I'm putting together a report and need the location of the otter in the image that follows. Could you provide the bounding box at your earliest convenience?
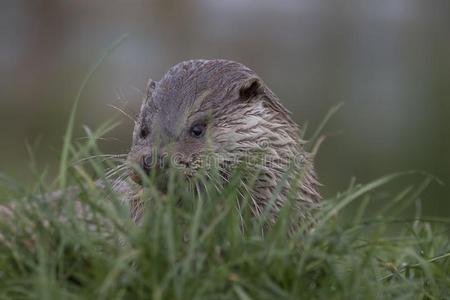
[126,59,320,225]
[0,59,320,242]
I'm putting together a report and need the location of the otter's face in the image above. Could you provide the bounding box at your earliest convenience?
[127,60,295,185]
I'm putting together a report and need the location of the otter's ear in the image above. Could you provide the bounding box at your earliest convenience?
[145,78,158,110]
[239,77,264,101]
[146,78,156,96]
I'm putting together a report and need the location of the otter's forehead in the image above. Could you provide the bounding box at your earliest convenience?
[156,60,255,114]
[147,59,257,135]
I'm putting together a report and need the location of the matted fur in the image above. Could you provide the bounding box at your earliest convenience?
[128,59,321,224]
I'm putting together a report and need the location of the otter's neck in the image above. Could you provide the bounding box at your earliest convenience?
[213,100,321,221]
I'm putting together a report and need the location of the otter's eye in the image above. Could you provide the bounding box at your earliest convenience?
[190,123,206,138]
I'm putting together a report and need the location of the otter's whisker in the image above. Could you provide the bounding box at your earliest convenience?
[73,154,128,165]
[105,164,129,180]
[76,136,122,142]
[130,85,146,97]
[104,163,126,176]
[216,167,262,217]
[112,173,129,191]
[241,181,262,216]
[204,173,222,192]
[108,104,137,124]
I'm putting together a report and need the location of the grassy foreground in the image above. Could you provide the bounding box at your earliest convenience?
[1,41,449,299]
[0,124,449,300]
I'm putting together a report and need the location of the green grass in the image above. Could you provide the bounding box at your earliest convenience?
[0,39,449,299]
[0,120,449,300]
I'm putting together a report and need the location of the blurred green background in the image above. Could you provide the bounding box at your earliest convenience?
[0,0,448,216]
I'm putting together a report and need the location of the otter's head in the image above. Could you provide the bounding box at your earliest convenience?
[128,59,301,186]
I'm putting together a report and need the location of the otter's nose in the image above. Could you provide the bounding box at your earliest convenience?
[141,154,152,175]
[141,153,167,175]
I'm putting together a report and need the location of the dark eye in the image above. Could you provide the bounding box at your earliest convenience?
[140,127,149,139]
[190,123,206,138]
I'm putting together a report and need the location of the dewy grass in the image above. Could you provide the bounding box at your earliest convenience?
[1,40,449,299]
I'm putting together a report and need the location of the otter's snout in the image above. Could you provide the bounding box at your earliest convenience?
[141,153,168,175]
[128,151,170,185]
[141,154,152,175]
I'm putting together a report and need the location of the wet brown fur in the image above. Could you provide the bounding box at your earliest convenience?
[127,59,321,224]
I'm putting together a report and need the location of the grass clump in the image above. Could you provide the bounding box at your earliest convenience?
[0,127,449,299]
